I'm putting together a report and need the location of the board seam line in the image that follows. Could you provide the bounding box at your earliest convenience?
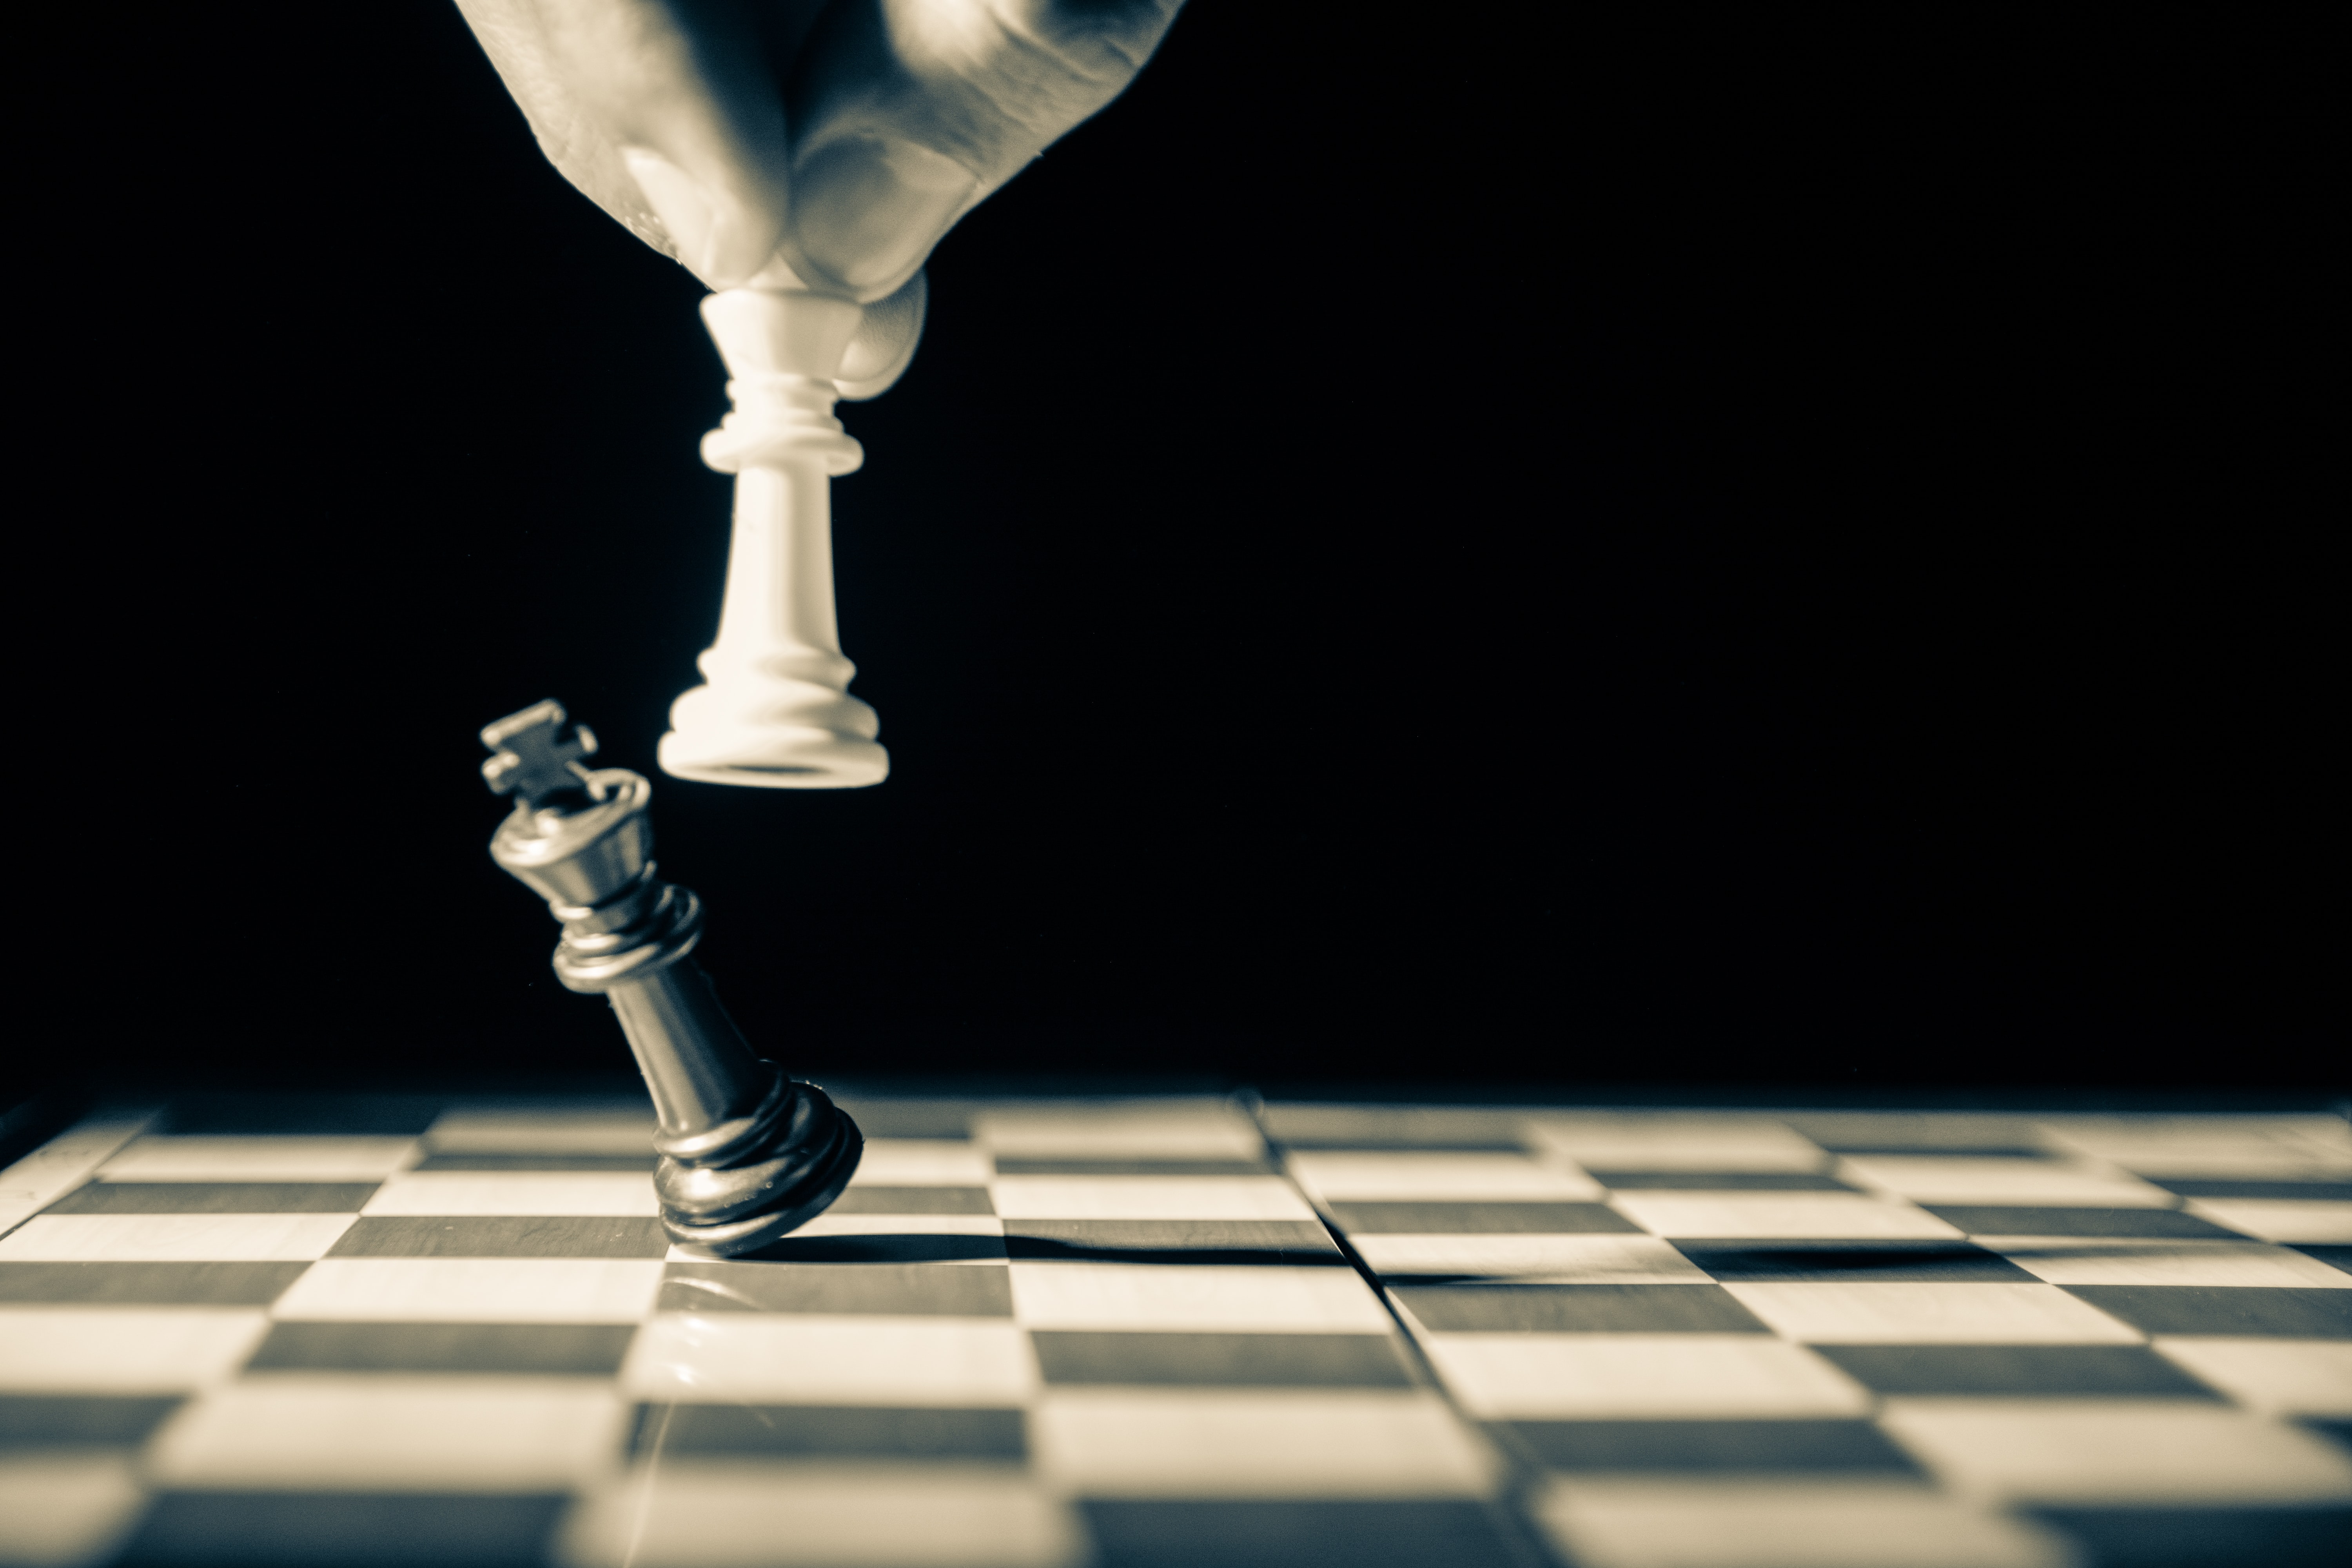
[1233,1090,1564,1568]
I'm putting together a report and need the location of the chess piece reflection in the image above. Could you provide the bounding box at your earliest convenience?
[659,289,889,788]
[481,700,863,1255]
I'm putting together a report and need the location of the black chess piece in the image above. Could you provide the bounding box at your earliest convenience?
[479,700,862,1256]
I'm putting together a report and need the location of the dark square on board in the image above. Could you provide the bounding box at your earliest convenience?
[1392,1283,1771,1334]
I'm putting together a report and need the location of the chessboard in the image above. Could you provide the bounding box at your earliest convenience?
[2,1092,2348,1568]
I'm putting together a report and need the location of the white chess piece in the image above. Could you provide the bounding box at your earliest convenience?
[659,289,889,788]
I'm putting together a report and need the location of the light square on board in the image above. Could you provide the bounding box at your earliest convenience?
[145,1375,626,1492]
[1835,1157,2173,1207]
[1259,1103,1532,1150]
[96,1137,419,1182]
[1420,1333,1871,1420]
[1877,1399,2352,1504]
[2185,1199,2352,1244]
[272,1258,664,1323]
[851,1140,996,1187]
[2078,1151,2352,1180]
[1007,1262,1392,1333]
[994,1157,1276,1178]
[0,1454,147,1568]
[623,1314,1036,1406]
[423,1105,654,1156]
[2041,1114,2352,1154]
[987,1176,1316,1222]
[416,1152,657,1173]
[560,1460,1086,1568]
[361,1171,660,1217]
[1609,1193,1962,1241]
[1785,1114,2056,1155]
[1721,1283,2142,1345]
[778,1211,1006,1238]
[1287,1152,1604,1202]
[141,1093,436,1133]
[1029,1388,1495,1498]
[1530,1478,2076,1568]
[973,1100,1265,1162]
[830,1185,996,1216]
[143,1095,439,1136]
[0,1116,154,1235]
[1923,1205,2242,1240]
[825,1096,986,1140]
[1522,1116,1829,1173]
[0,1307,269,1393]
[2152,1338,2352,1416]
[1351,1234,1713,1283]
[0,1213,357,1263]
[1984,1238,2352,1288]
[1327,1201,1641,1234]
[733,1241,1015,1268]
[2036,1116,2352,1178]
[1586,1172,1857,1193]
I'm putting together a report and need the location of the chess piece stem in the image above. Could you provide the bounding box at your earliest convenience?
[659,289,889,788]
[483,706,863,1255]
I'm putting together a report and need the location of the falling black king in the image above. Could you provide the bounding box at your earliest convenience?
[480,699,864,1255]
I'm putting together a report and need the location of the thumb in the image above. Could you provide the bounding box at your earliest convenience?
[837,270,929,400]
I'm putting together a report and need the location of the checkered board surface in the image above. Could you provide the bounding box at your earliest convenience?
[2,1096,2348,1568]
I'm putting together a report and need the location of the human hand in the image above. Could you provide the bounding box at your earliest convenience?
[456,0,1183,392]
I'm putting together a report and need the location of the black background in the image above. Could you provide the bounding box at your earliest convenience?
[33,7,2337,1099]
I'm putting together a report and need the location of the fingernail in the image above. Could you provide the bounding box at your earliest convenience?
[791,136,977,296]
[622,148,775,289]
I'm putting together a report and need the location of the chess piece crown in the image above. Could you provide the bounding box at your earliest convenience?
[483,699,863,1255]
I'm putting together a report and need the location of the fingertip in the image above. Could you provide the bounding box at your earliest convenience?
[622,148,787,289]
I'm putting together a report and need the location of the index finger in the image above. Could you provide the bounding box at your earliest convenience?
[459,0,795,288]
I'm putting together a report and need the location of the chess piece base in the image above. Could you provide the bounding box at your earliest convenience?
[657,722,888,790]
[655,1073,866,1258]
